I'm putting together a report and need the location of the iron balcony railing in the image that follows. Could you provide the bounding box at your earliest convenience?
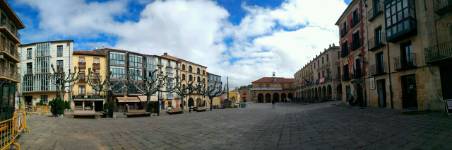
[368,34,386,51]
[368,2,383,21]
[394,53,417,71]
[425,41,452,63]
[434,0,452,15]
[369,64,386,76]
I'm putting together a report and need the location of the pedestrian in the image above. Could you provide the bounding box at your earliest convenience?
[272,99,275,109]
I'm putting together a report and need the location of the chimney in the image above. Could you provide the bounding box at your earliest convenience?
[164,52,168,56]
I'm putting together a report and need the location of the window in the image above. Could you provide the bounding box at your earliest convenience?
[384,0,416,40]
[376,52,384,73]
[352,9,360,27]
[189,66,193,73]
[341,42,349,57]
[197,68,200,74]
[375,27,383,45]
[189,75,193,81]
[401,41,414,67]
[355,59,362,78]
[109,52,125,66]
[26,63,32,74]
[56,60,64,72]
[352,31,361,50]
[343,65,349,80]
[94,57,100,63]
[79,85,86,95]
[79,56,85,63]
[110,67,125,79]
[182,74,186,80]
[27,48,32,59]
[182,64,186,71]
[197,76,201,82]
[40,95,48,104]
[57,45,63,57]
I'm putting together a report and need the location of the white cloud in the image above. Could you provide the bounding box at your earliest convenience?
[17,0,348,88]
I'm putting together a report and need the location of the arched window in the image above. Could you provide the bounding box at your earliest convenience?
[197,76,201,82]
[189,75,193,81]
[197,68,200,74]
[182,74,186,80]
[189,66,193,73]
[203,70,205,75]
[182,64,186,71]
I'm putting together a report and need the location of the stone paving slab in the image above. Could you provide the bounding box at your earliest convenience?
[17,102,452,150]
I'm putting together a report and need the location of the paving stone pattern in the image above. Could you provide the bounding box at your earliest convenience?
[18,102,452,150]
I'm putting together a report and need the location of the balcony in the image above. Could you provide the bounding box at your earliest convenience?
[434,0,452,15]
[351,40,362,51]
[0,46,19,63]
[342,74,351,81]
[352,69,363,79]
[369,64,386,76]
[386,18,417,42]
[425,41,452,64]
[394,53,417,71]
[0,67,19,82]
[368,35,386,51]
[368,2,383,21]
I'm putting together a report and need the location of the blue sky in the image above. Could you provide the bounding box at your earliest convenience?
[9,0,350,87]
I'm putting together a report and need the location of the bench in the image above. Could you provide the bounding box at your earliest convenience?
[73,111,102,118]
[167,108,183,114]
[125,110,151,117]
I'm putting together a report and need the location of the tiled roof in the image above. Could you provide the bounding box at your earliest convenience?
[252,77,295,84]
[73,49,106,56]
[161,53,207,68]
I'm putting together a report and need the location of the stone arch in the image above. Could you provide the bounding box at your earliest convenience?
[288,93,293,101]
[188,98,194,107]
[328,85,332,100]
[281,93,287,102]
[337,85,342,101]
[273,93,280,103]
[196,98,204,107]
[265,93,271,103]
[258,93,264,103]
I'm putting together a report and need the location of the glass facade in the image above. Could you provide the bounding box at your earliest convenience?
[109,52,125,66]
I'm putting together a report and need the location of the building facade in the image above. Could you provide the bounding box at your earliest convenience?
[71,50,107,112]
[19,40,73,107]
[251,76,294,103]
[294,44,341,103]
[146,53,179,110]
[162,53,209,110]
[0,0,24,121]
[336,0,368,107]
[333,0,451,111]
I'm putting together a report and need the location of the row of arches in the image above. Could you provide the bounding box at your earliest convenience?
[295,85,341,102]
[257,93,293,103]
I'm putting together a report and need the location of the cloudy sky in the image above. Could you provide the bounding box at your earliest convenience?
[10,0,351,88]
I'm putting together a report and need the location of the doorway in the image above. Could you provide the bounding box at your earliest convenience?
[440,63,452,100]
[401,75,417,109]
[377,79,386,108]
[95,101,103,112]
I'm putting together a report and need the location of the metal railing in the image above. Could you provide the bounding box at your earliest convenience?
[368,2,383,21]
[0,111,27,150]
[394,53,417,70]
[425,41,452,64]
[434,0,452,15]
[368,34,386,51]
[369,64,386,76]
[0,66,19,81]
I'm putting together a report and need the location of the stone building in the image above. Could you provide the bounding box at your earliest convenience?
[0,0,24,121]
[19,40,73,107]
[338,0,451,111]
[336,0,368,107]
[251,75,294,103]
[71,50,107,112]
[294,44,341,103]
[238,85,252,102]
[161,53,209,110]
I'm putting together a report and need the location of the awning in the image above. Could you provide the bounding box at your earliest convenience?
[117,97,140,103]
[138,96,158,102]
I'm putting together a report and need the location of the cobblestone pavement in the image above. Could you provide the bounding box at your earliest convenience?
[18,102,452,150]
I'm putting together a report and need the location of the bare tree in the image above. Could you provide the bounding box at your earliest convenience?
[87,68,110,97]
[169,75,199,112]
[197,80,224,111]
[51,65,79,100]
[130,65,168,115]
